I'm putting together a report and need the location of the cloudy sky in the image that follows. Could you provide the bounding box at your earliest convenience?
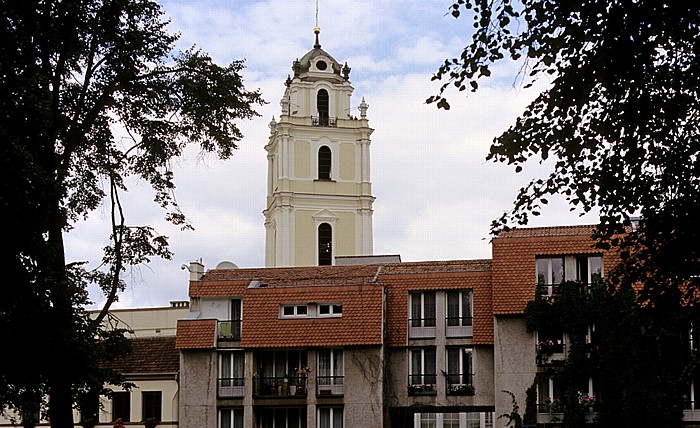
[67,0,599,309]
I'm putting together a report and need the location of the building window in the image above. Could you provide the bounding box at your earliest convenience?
[536,326,565,365]
[317,89,329,126]
[409,292,436,338]
[318,349,344,395]
[142,391,161,422]
[112,391,130,422]
[409,348,437,395]
[446,290,472,337]
[318,303,342,317]
[219,298,242,339]
[257,407,307,428]
[446,348,474,395]
[576,255,603,285]
[220,408,244,428]
[418,413,436,428]
[281,304,308,318]
[318,407,343,428]
[79,390,99,425]
[219,351,245,397]
[414,413,494,428]
[255,350,309,397]
[318,223,332,265]
[537,257,564,297]
[538,376,563,414]
[318,146,332,180]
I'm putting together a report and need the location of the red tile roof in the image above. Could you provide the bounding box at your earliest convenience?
[241,284,384,348]
[176,319,216,349]
[102,336,179,374]
[492,227,620,314]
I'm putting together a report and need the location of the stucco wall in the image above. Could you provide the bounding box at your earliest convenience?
[344,347,384,428]
[179,350,218,428]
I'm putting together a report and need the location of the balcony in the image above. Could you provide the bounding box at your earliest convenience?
[218,320,241,341]
[445,316,473,338]
[408,375,437,396]
[317,375,344,396]
[218,378,245,398]
[445,374,475,396]
[408,318,437,339]
[312,115,337,127]
[253,376,308,398]
[536,341,566,365]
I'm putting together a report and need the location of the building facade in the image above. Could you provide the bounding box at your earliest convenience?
[263,27,374,268]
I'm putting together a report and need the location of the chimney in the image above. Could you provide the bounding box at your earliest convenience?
[188,260,204,281]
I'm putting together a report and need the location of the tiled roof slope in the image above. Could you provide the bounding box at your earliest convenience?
[380,269,493,347]
[102,336,178,374]
[492,227,620,314]
[241,284,383,348]
[176,319,216,349]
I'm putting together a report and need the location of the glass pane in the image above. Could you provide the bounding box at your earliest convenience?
[297,305,308,315]
[551,258,564,284]
[424,349,436,383]
[447,349,459,382]
[221,353,232,379]
[463,291,472,323]
[411,294,421,326]
[233,352,244,383]
[536,258,549,285]
[420,413,436,428]
[233,410,243,428]
[590,256,603,283]
[444,413,460,428]
[333,350,344,378]
[319,408,330,428]
[466,412,480,428]
[462,350,472,384]
[220,409,231,428]
[424,292,436,327]
[411,350,421,383]
[332,408,343,428]
[447,292,459,326]
[231,299,241,321]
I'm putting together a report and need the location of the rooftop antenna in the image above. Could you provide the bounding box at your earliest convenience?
[313,0,321,48]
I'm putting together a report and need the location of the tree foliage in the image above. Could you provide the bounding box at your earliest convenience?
[0,0,262,426]
[431,0,699,297]
[432,1,700,424]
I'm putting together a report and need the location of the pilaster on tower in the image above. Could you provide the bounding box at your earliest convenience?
[263,27,375,267]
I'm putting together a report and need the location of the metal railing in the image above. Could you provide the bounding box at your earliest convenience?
[316,375,344,396]
[408,318,437,338]
[445,373,475,395]
[253,376,308,397]
[218,377,245,398]
[408,374,437,395]
[218,320,241,340]
[446,316,473,337]
[312,115,337,127]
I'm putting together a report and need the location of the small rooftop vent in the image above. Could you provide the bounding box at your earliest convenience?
[216,261,239,270]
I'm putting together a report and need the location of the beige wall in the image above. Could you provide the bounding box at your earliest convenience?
[294,140,310,178]
[339,143,355,181]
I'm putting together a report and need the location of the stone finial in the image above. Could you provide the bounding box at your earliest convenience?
[269,116,277,133]
[342,62,351,80]
[359,97,369,119]
[281,96,290,115]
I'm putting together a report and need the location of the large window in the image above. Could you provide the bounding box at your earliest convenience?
[318,407,343,428]
[446,290,472,337]
[537,257,564,285]
[258,407,307,428]
[142,391,161,422]
[538,376,563,413]
[220,408,244,428]
[219,351,245,397]
[112,391,130,422]
[318,349,344,395]
[318,223,333,265]
[446,348,473,395]
[415,413,494,428]
[576,255,603,284]
[318,146,332,179]
[409,348,436,394]
[410,292,436,327]
[219,298,242,339]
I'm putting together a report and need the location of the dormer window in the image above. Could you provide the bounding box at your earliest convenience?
[319,303,342,317]
[316,60,328,71]
[281,305,308,318]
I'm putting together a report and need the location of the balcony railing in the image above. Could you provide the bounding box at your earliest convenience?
[218,377,245,398]
[316,375,344,396]
[445,373,475,395]
[312,115,337,127]
[218,320,241,340]
[408,374,437,395]
[445,316,473,337]
[253,376,308,398]
[408,318,437,338]
[536,341,566,365]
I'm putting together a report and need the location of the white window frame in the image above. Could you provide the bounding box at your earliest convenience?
[318,303,342,317]
[409,348,437,387]
[409,292,436,338]
[445,348,473,392]
[219,408,243,428]
[219,351,245,397]
[280,304,308,318]
[318,407,343,428]
[446,290,473,337]
[317,348,344,395]
[413,412,494,428]
[576,255,604,284]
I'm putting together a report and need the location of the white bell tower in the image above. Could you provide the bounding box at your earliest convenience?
[264,27,375,267]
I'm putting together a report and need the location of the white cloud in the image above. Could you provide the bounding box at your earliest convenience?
[66,1,597,309]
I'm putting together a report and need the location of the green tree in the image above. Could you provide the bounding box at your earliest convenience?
[431,1,700,425]
[0,0,262,426]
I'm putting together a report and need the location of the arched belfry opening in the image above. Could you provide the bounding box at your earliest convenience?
[318,223,333,265]
[317,89,329,126]
[318,146,331,179]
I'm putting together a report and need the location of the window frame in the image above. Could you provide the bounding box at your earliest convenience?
[445,347,474,393]
[141,391,162,423]
[112,391,130,422]
[280,304,309,318]
[318,406,343,428]
[318,146,332,180]
[318,303,342,317]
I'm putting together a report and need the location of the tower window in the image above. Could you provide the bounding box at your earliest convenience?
[318,146,332,180]
[318,223,332,265]
[317,89,329,126]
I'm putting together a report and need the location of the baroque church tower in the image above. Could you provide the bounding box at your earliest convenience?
[264,27,375,267]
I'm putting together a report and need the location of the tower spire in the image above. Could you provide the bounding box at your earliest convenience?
[314,0,321,48]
